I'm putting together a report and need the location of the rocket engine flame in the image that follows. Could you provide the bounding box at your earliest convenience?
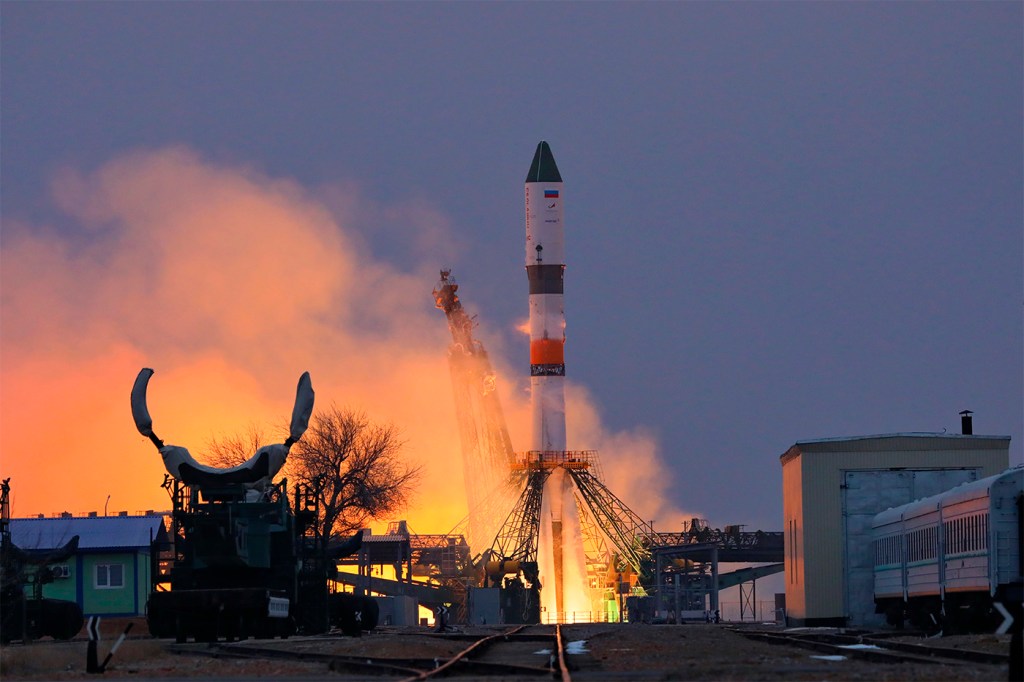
[537,468,591,623]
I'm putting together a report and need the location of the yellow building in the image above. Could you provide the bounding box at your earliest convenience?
[780,431,1009,626]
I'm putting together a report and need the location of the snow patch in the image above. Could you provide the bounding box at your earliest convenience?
[535,640,588,656]
[566,640,589,654]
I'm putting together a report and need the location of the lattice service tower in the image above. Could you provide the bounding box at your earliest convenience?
[432,270,517,553]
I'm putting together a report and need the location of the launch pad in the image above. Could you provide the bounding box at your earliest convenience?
[426,143,783,625]
[434,268,782,624]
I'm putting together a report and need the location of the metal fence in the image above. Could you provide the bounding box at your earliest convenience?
[717,600,780,623]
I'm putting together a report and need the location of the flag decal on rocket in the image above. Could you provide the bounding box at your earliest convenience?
[544,189,559,199]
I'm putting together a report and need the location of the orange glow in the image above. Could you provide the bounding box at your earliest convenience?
[0,147,696,546]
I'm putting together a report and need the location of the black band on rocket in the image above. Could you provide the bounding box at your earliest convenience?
[527,265,565,295]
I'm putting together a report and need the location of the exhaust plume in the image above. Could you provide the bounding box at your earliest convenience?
[0,146,692,535]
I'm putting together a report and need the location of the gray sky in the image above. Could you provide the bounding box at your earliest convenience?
[2,1,1021,534]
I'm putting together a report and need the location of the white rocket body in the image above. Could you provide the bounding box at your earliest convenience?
[525,142,566,453]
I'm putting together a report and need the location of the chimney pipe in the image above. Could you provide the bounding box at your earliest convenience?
[959,410,973,435]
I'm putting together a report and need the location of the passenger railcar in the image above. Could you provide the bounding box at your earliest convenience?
[871,467,1023,631]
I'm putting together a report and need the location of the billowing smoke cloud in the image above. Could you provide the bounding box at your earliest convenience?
[0,147,693,535]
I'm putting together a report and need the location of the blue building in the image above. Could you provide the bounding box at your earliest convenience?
[9,514,168,618]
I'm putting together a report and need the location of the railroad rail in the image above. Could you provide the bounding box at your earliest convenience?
[733,627,1010,667]
[167,624,574,679]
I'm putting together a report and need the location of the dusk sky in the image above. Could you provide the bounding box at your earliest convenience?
[2,2,1021,539]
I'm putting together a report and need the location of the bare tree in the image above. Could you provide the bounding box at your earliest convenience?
[290,405,420,543]
[203,423,270,468]
[202,406,420,544]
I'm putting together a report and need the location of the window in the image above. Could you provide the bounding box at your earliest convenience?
[876,535,901,566]
[95,563,124,589]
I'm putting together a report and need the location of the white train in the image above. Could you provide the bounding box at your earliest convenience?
[872,467,1023,631]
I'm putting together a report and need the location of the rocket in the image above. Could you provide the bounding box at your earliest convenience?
[526,142,591,621]
[525,141,566,453]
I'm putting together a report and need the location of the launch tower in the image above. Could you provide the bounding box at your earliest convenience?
[487,143,662,623]
[434,144,783,624]
[432,270,517,552]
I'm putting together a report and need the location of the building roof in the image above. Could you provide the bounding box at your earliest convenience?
[9,515,168,551]
[780,432,1011,464]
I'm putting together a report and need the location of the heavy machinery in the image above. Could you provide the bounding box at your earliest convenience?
[0,478,84,643]
[132,369,375,641]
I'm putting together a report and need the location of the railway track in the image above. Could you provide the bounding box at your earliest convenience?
[167,624,574,679]
[733,627,1010,667]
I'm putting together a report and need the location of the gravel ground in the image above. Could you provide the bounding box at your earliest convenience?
[0,622,1012,681]
[564,624,1010,681]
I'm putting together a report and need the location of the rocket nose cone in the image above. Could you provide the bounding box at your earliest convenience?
[526,141,562,183]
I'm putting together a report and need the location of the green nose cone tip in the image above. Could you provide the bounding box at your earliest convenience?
[526,141,562,183]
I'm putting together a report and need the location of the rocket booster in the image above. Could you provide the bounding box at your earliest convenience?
[525,142,566,453]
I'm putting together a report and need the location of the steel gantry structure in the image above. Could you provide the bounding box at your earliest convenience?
[432,273,783,624]
[432,270,518,553]
[433,274,653,591]
[486,450,656,584]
